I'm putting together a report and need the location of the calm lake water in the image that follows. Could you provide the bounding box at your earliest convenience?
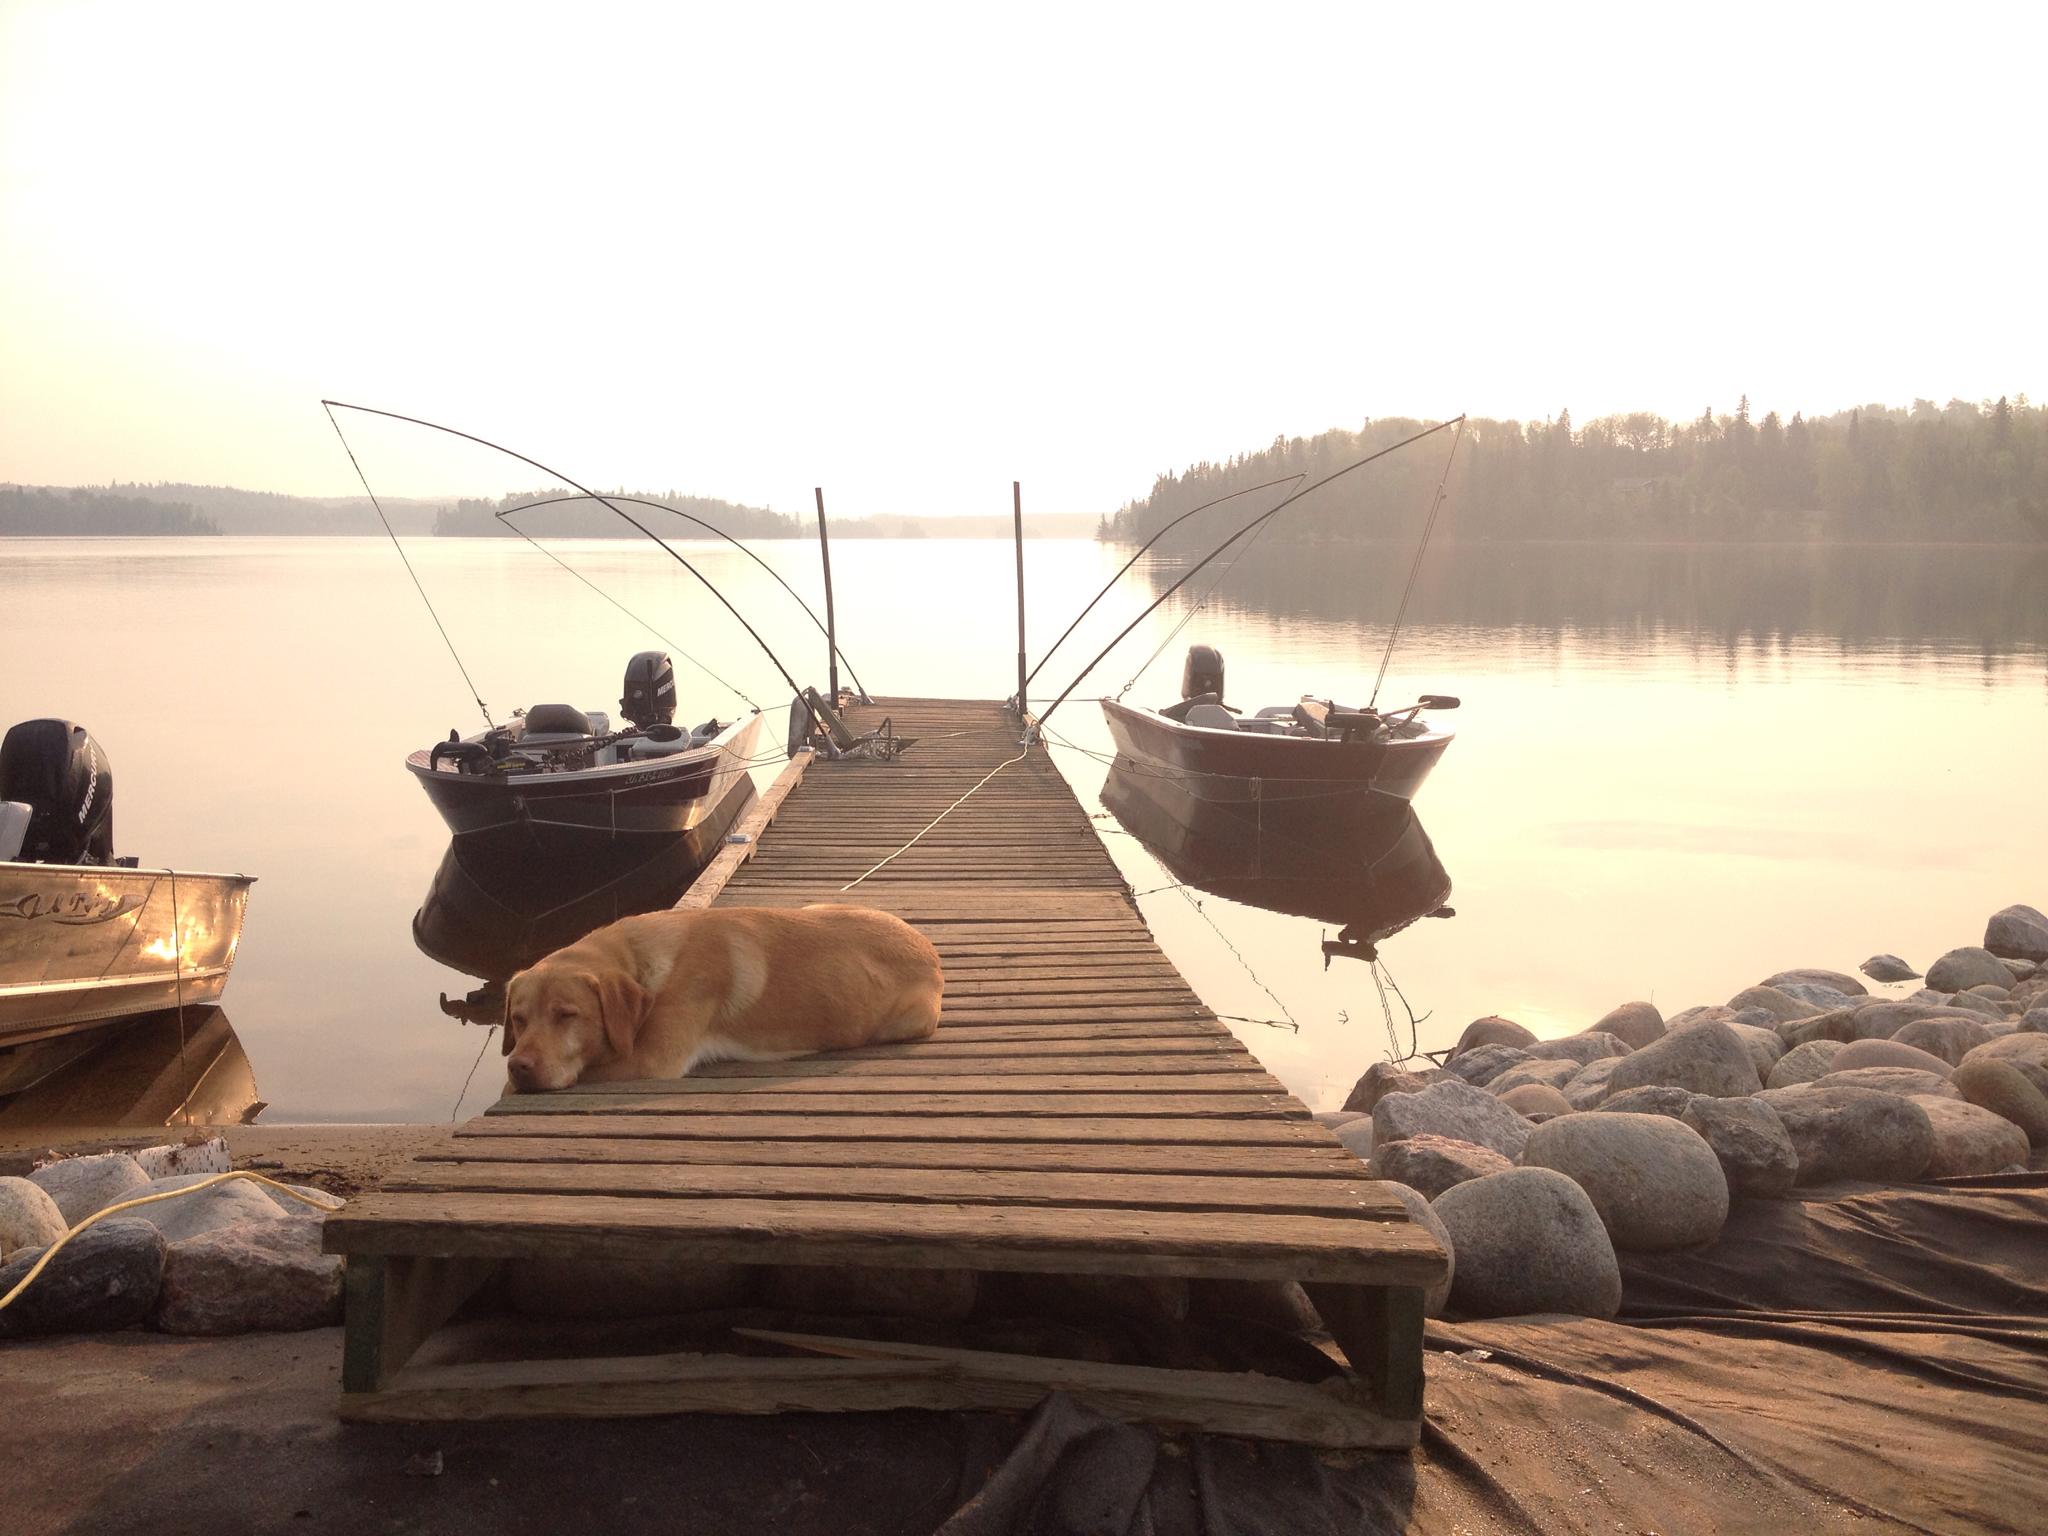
[4,535,2045,1122]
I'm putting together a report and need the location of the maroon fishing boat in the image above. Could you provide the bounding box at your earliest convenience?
[1099,646,1456,809]
[407,651,764,853]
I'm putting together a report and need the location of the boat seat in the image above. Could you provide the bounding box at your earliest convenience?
[1291,703,1329,738]
[1184,703,1237,730]
[523,704,595,737]
[1159,693,1221,724]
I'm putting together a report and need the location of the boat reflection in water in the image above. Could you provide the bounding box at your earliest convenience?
[414,775,758,1023]
[0,1004,262,1130]
[1100,762,1452,963]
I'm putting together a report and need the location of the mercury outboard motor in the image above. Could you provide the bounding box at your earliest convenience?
[0,719,115,865]
[620,651,678,729]
[1181,645,1225,702]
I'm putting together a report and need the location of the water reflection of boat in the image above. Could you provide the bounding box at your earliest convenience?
[0,1004,261,1129]
[414,772,757,1019]
[1,719,254,1091]
[1101,760,1452,961]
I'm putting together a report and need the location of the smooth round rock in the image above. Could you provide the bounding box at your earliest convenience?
[27,1154,151,1228]
[1776,1008,1860,1048]
[0,1218,165,1336]
[1384,1183,1455,1317]
[1951,1059,2048,1148]
[1726,1021,1788,1078]
[1522,1113,1729,1251]
[1522,1033,1631,1066]
[1367,1134,1513,1199]
[0,1177,69,1259]
[1985,904,2048,964]
[1726,985,1820,1022]
[1944,991,2006,1019]
[1603,1019,1762,1099]
[1447,1016,1537,1060]
[1598,1085,1695,1118]
[1959,1034,2048,1094]
[1343,1061,1437,1115]
[1766,1039,1842,1090]
[1763,967,1868,998]
[1832,1038,1955,1078]
[1333,1119,1376,1161]
[1487,1058,1582,1096]
[1775,981,1862,1012]
[1563,1055,1624,1110]
[1371,1079,1532,1161]
[2023,1009,2048,1035]
[124,1174,287,1243]
[1755,1085,1935,1185]
[1432,1169,1622,1320]
[1443,1044,1532,1088]
[153,1218,344,1334]
[1913,1096,2031,1178]
[1927,947,2017,994]
[1889,1016,1995,1066]
[1810,1066,1961,1100]
[1681,1097,1798,1199]
[1590,1001,1665,1050]
[1860,954,1921,983]
[1850,1001,1989,1042]
[1498,1083,1574,1120]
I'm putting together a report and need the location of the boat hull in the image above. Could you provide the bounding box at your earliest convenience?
[1099,697,1452,815]
[0,864,254,1047]
[407,712,766,854]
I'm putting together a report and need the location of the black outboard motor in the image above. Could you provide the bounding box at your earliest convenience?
[1181,645,1225,702]
[620,651,677,729]
[0,719,115,865]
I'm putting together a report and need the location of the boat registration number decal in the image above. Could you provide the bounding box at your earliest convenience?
[0,891,147,925]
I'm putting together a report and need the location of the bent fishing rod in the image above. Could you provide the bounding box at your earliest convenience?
[494,492,868,700]
[1033,415,1466,731]
[1018,471,1307,700]
[320,400,815,715]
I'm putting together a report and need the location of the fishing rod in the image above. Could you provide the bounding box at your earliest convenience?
[493,493,869,701]
[1033,416,1466,731]
[1369,416,1465,709]
[319,401,814,711]
[1019,471,1308,697]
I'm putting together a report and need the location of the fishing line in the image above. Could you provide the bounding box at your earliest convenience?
[320,402,815,711]
[452,1024,499,1122]
[1370,415,1466,709]
[323,402,494,727]
[496,493,869,699]
[1034,417,1464,730]
[1115,503,1284,702]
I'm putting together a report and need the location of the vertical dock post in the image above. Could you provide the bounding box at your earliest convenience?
[815,486,840,704]
[1012,480,1028,728]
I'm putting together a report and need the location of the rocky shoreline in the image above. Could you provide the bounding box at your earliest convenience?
[1317,902,2048,1321]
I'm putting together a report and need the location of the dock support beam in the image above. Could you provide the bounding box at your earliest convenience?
[1012,480,1028,733]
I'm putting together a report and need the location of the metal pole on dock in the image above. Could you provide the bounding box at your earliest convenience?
[815,486,839,704]
[1012,481,1028,729]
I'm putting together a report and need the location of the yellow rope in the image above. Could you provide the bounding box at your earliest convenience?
[0,1169,339,1314]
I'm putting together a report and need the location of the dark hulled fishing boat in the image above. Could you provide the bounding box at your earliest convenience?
[407,651,764,853]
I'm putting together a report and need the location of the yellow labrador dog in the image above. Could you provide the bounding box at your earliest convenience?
[501,904,942,1093]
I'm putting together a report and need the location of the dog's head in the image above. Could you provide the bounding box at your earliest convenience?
[501,959,650,1092]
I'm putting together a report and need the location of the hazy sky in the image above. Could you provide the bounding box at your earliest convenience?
[3,1,2041,517]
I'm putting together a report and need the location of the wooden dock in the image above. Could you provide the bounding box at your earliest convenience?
[324,698,1446,1446]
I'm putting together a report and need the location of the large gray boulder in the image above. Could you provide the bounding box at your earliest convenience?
[1487,1058,1582,1096]
[1384,1183,1455,1317]
[1598,1085,1696,1117]
[1681,1097,1799,1198]
[153,1218,344,1334]
[1927,947,2017,993]
[1342,1060,1439,1115]
[1523,1033,1630,1066]
[1443,1044,1532,1088]
[1951,1058,2048,1148]
[1755,1085,1935,1184]
[0,1177,69,1259]
[1497,1083,1574,1120]
[1371,1079,1532,1161]
[1776,981,1863,1012]
[1522,1113,1729,1250]
[1959,1034,2048,1094]
[1447,1016,1537,1059]
[1563,1055,1625,1110]
[1590,1001,1665,1050]
[1850,1001,1988,1042]
[1832,1038,1955,1078]
[0,1219,165,1337]
[123,1174,287,1244]
[1946,991,2008,1019]
[27,1154,151,1228]
[1726,985,1820,1023]
[1811,1066,1961,1101]
[1431,1169,1622,1319]
[2024,1009,2048,1034]
[1985,904,2048,964]
[1889,1015,1995,1067]
[1603,1020,1762,1099]
[1726,1021,1788,1079]
[1767,1039,1843,1090]
[1913,1097,2031,1177]
[1763,967,1868,998]
[1367,1134,1514,1199]
[1776,1008,1861,1048]
[1860,954,1921,983]
[1332,1118,1376,1161]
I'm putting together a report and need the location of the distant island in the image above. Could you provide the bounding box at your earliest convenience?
[1104,396,2048,546]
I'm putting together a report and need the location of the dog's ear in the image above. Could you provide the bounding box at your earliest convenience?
[589,969,651,1062]
[500,973,525,1056]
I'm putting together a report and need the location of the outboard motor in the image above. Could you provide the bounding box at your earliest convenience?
[620,651,677,729]
[0,719,115,865]
[1181,645,1225,702]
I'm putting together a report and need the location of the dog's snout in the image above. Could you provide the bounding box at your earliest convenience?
[506,1055,540,1091]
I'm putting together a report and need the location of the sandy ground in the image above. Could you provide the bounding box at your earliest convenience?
[0,1123,443,1193]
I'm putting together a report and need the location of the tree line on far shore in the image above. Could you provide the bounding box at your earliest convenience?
[1100,396,2048,547]
[0,484,222,536]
